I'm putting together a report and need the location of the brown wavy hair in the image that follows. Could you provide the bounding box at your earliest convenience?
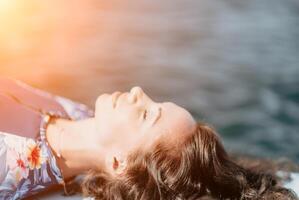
[80,122,298,200]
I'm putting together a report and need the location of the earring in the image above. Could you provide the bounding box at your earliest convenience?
[113,156,119,170]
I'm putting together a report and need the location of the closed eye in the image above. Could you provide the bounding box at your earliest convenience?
[143,110,148,120]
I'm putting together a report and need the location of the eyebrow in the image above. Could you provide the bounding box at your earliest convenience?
[152,107,162,125]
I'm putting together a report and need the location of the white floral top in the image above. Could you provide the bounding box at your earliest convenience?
[0,78,93,200]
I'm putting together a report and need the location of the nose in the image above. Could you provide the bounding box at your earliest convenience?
[129,86,144,103]
[130,86,143,96]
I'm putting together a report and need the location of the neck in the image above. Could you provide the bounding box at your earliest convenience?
[46,117,105,180]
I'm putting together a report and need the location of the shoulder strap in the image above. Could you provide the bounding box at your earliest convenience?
[0,78,68,116]
[0,93,42,139]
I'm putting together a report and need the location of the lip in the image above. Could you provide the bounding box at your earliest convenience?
[112,92,122,108]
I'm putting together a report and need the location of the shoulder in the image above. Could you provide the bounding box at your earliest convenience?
[0,77,68,114]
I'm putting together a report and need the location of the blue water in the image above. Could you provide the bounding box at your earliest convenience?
[0,0,298,162]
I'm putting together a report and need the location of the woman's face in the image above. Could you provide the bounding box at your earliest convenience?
[95,87,196,162]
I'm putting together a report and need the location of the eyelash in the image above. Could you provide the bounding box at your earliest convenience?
[143,110,148,120]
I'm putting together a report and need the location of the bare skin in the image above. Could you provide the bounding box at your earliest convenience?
[46,87,196,180]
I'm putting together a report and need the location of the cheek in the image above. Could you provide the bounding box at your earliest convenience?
[95,106,129,133]
[107,111,138,135]
[95,97,143,142]
[95,95,114,129]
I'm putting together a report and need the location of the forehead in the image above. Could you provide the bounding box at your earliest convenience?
[152,102,196,145]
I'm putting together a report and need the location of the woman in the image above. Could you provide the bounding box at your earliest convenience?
[0,77,297,200]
